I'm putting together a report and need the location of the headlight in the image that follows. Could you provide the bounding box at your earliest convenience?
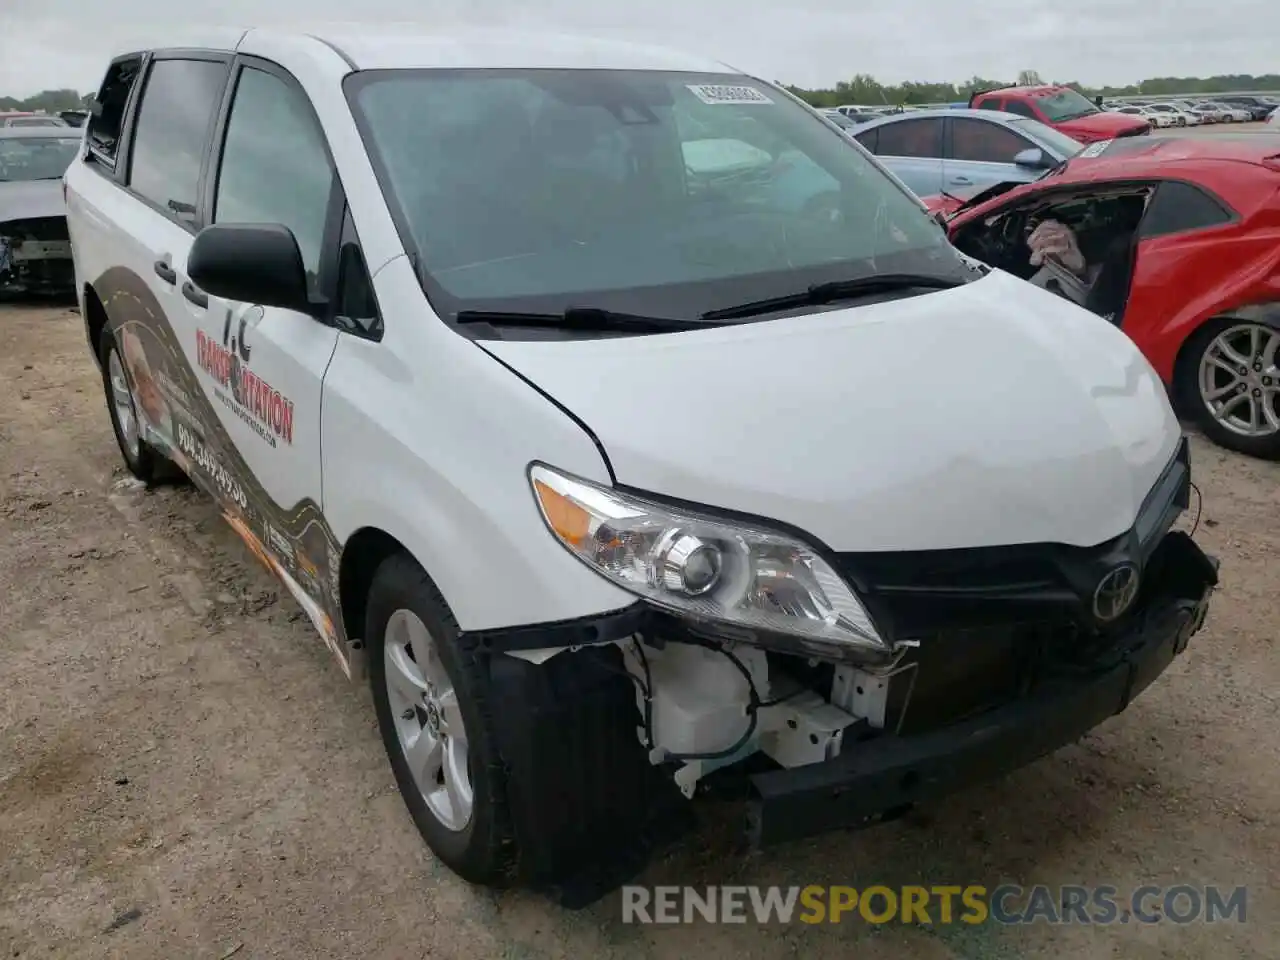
[529,463,888,659]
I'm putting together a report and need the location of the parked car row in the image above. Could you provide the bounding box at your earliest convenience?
[1102,94,1276,124]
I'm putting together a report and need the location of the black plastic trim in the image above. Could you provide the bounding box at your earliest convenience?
[462,603,648,654]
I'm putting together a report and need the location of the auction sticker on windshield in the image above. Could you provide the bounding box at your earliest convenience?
[1078,140,1112,159]
[687,84,773,105]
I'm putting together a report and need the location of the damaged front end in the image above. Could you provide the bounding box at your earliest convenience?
[465,440,1217,906]
[0,217,74,295]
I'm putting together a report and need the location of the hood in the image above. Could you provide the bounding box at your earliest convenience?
[1057,112,1149,141]
[0,180,66,224]
[484,270,1181,553]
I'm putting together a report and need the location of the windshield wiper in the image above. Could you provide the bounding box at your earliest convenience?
[699,274,965,322]
[455,307,714,333]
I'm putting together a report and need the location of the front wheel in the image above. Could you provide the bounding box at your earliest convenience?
[366,553,517,885]
[1180,317,1280,460]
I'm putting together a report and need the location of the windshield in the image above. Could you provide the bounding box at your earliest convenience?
[1006,117,1084,158]
[0,136,81,181]
[1033,88,1100,123]
[346,69,963,320]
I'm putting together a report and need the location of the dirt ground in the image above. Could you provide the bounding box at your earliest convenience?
[1,303,1277,960]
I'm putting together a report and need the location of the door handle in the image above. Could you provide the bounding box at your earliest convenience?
[950,176,972,185]
[153,259,176,284]
[181,280,208,309]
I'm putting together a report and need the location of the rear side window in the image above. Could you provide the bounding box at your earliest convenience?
[1139,181,1235,238]
[1002,100,1037,119]
[127,58,228,227]
[213,66,337,290]
[854,128,878,152]
[86,56,144,166]
[872,118,943,158]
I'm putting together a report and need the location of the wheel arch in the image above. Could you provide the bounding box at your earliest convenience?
[1171,302,1280,407]
[337,525,417,672]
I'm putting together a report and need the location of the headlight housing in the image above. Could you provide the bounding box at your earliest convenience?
[529,463,888,659]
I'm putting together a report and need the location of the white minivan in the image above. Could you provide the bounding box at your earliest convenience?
[64,26,1218,905]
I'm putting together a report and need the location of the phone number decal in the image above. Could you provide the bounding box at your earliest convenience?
[176,421,249,512]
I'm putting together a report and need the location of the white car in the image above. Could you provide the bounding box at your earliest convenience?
[1268,107,1279,126]
[1186,103,1226,123]
[1113,105,1175,128]
[1163,100,1207,124]
[1142,103,1198,126]
[1203,102,1251,122]
[63,26,1218,901]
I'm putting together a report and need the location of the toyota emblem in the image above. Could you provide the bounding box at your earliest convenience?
[1092,563,1140,622]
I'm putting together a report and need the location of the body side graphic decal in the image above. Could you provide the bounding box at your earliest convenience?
[97,265,352,675]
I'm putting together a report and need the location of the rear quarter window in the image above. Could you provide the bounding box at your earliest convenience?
[86,55,145,167]
[1139,181,1235,238]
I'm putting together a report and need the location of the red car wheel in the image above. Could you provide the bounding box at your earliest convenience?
[1182,317,1280,460]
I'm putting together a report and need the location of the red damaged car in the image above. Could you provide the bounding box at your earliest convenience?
[925,135,1280,460]
[969,85,1150,143]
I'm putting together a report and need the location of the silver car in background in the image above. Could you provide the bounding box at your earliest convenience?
[0,126,81,295]
[848,107,1083,198]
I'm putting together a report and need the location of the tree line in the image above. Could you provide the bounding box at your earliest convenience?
[0,88,92,114]
[783,72,1280,107]
[5,71,1280,115]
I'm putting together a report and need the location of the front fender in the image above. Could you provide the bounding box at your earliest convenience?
[320,260,635,633]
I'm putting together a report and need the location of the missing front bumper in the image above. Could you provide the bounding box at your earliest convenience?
[0,221,74,294]
[746,539,1217,849]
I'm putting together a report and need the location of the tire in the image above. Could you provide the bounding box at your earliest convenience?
[98,325,165,484]
[1178,316,1280,460]
[366,552,517,885]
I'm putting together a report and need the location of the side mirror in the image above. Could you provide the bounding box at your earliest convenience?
[932,210,949,229]
[1013,147,1052,170]
[187,223,314,315]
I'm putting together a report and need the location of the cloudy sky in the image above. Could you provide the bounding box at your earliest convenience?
[0,0,1272,97]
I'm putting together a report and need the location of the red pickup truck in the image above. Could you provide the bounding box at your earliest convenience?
[969,84,1150,143]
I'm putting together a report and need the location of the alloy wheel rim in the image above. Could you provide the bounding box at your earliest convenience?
[107,348,141,458]
[1198,322,1280,438]
[383,609,473,832]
